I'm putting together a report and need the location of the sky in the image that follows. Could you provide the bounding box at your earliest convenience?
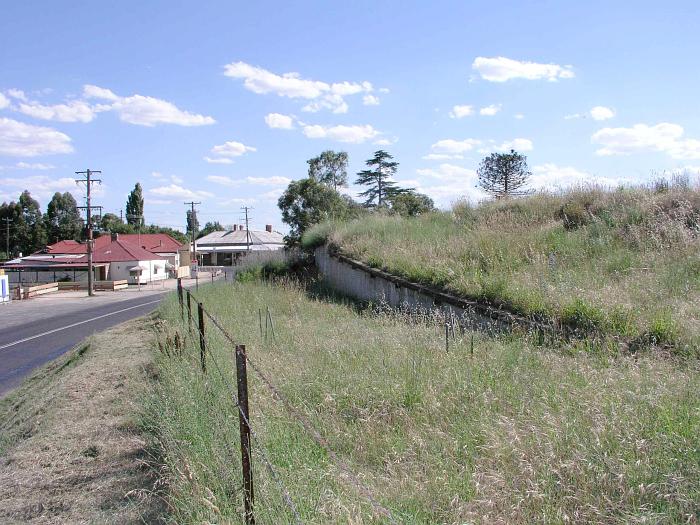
[2,0,700,232]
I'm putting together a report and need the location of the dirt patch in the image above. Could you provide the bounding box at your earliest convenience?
[0,317,165,524]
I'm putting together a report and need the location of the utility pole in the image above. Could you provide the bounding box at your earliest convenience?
[184,201,200,263]
[119,209,123,223]
[1,217,12,258]
[76,169,102,297]
[241,206,253,251]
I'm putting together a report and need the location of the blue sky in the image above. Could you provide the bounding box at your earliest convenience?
[2,1,700,232]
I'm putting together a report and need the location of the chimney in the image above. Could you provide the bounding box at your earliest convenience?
[265,224,273,233]
[232,224,237,231]
[111,232,119,242]
[240,224,245,230]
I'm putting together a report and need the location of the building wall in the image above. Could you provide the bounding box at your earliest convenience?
[6,268,98,284]
[108,259,168,284]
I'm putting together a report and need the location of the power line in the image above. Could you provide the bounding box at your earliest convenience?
[76,169,102,297]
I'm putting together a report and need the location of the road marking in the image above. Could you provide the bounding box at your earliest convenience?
[0,298,163,352]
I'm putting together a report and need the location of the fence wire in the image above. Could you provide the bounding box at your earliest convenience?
[186,291,399,525]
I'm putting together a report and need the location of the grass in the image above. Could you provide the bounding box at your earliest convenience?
[147,279,700,523]
[303,182,700,354]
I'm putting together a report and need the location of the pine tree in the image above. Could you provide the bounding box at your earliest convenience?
[186,209,199,239]
[477,149,532,198]
[355,150,407,207]
[125,183,145,226]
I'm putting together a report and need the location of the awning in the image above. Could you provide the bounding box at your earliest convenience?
[129,265,147,273]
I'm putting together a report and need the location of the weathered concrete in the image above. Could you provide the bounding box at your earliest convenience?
[315,245,549,335]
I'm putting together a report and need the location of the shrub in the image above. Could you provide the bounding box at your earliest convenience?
[561,299,605,334]
[558,200,593,230]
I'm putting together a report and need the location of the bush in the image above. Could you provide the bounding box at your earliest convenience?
[558,201,593,230]
[561,299,605,334]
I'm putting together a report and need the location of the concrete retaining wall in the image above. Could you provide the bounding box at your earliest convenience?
[315,246,545,334]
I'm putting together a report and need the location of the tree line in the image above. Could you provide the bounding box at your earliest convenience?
[277,147,532,244]
[0,182,187,258]
[278,149,436,243]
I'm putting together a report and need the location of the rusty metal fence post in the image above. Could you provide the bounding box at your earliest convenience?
[197,302,206,373]
[236,344,255,525]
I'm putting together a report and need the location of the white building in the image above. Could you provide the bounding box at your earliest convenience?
[195,225,285,266]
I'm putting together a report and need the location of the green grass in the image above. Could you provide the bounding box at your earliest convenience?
[304,184,700,353]
[145,280,700,523]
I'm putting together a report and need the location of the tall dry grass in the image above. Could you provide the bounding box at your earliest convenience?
[304,182,700,353]
[145,280,700,523]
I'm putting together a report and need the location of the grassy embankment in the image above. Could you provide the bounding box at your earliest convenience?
[147,279,700,524]
[304,183,700,354]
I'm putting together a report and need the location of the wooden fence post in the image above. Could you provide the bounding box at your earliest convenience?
[197,302,206,373]
[186,290,193,334]
[177,278,183,318]
[236,344,255,524]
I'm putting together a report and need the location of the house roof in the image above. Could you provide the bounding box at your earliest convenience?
[113,233,183,253]
[93,239,166,263]
[43,233,183,255]
[196,229,284,248]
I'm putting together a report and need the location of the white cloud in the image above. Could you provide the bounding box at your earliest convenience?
[564,113,584,120]
[0,93,9,110]
[480,104,502,116]
[301,123,379,143]
[472,56,575,82]
[223,61,373,113]
[514,113,525,120]
[373,137,397,146]
[0,175,78,201]
[210,141,257,159]
[112,95,215,126]
[590,106,615,121]
[363,94,380,106]
[16,100,99,123]
[449,105,473,119]
[204,156,234,164]
[531,163,632,190]
[0,161,55,170]
[6,89,27,101]
[170,174,184,184]
[207,175,292,187]
[264,113,294,129]
[414,163,485,205]
[591,122,700,159]
[431,138,481,154]
[82,84,215,126]
[83,85,119,101]
[498,138,533,151]
[0,117,73,157]
[151,171,164,179]
[422,153,464,160]
[148,184,213,200]
[379,87,390,94]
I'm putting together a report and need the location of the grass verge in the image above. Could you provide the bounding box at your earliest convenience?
[0,318,163,524]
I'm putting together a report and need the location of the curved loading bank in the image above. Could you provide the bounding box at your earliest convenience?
[313,245,548,335]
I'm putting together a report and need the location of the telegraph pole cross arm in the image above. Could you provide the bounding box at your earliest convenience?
[76,169,102,297]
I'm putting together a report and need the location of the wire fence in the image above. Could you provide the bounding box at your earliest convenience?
[164,278,398,524]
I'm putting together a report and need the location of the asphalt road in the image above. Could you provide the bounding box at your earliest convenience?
[0,291,169,397]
